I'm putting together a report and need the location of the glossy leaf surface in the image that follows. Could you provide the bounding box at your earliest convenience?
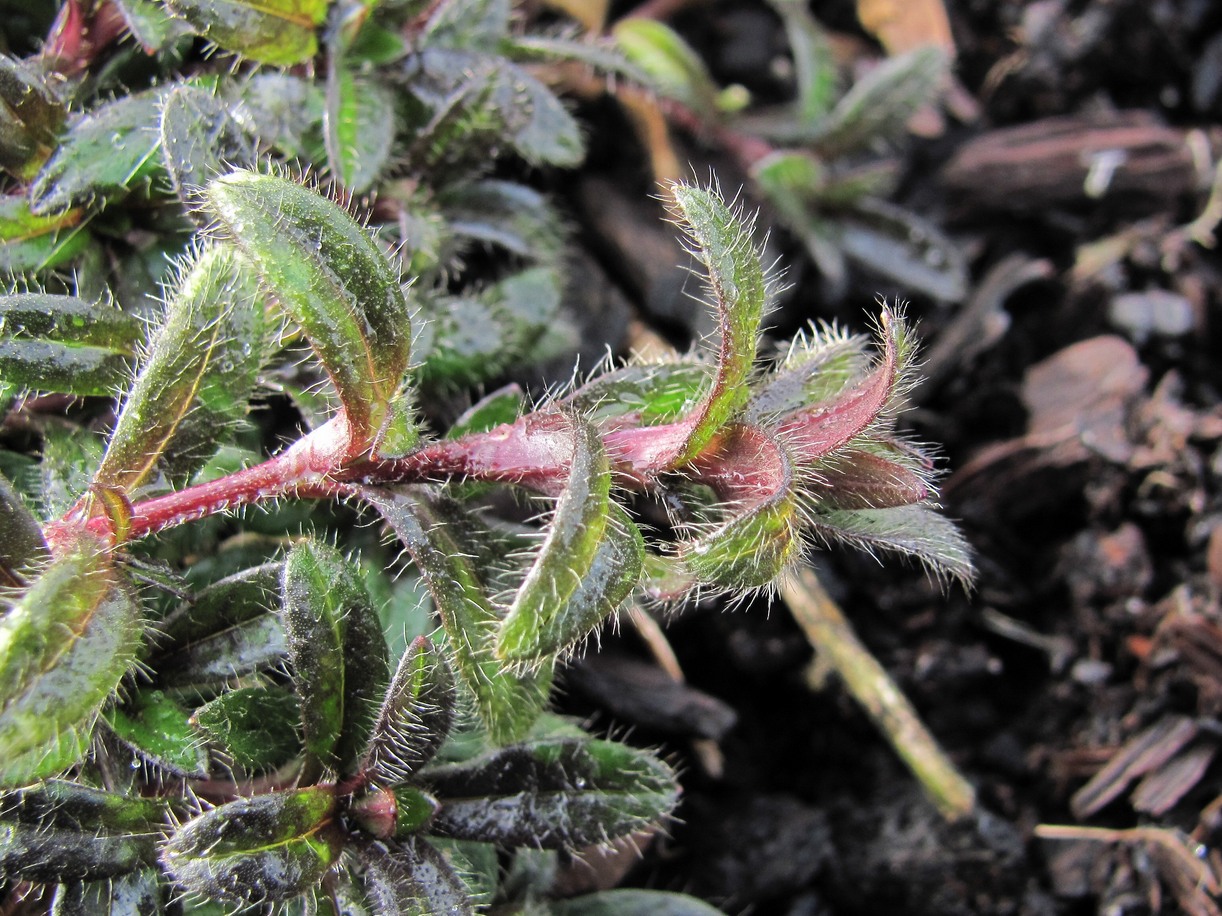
[0,292,143,397]
[360,487,549,745]
[0,197,87,273]
[103,688,209,778]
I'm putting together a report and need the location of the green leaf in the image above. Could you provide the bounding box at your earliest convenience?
[205,170,416,458]
[1,778,170,832]
[0,53,65,180]
[0,292,143,396]
[282,540,390,779]
[768,0,838,126]
[103,688,209,778]
[360,636,455,786]
[91,244,266,499]
[161,786,342,904]
[809,503,974,585]
[159,84,259,205]
[424,737,679,848]
[0,471,47,588]
[356,836,474,916]
[666,184,768,466]
[679,425,800,590]
[40,424,105,519]
[324,66,396,193]
[496,417,643,662]
[359,488,550,745]
[0,535,143,785]
[813,46,948,156]
[548,890,727,916]
[29,89,166,215]
[192,685,302,772]
[163,0,328,66]
[612,19,721,117]
[446,385,524,440]
[563,361,709,425]
[232,74,325,162]
[113,0,195,52]
[160,561,283,646]
[0,195,88,274]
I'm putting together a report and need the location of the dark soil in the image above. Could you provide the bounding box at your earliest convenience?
[553,2,1222,913]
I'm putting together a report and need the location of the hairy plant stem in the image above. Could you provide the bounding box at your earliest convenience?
[783,564,976,822]
[59,393,911,546]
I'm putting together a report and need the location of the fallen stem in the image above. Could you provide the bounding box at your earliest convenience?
[781,564,976,822]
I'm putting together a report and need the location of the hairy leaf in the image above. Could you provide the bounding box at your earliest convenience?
[155,614,286,694]
[807,445,930,510]
[48,868,163,916]
[160,561,283,646]
[0,822,155,883]
[438,180,565,262]
[205,170,416,458]
[39,426,104,521]
[360,487,550,745]
[103,688,209,778]
[809,503,973,585]
[424,737,679,848]
[0,534,142,784]
[446,385,525,440]
[160,84,259,205]
[0,197,88,273]
[232,74,325,161]
[162,786,342,904]
[163,0,328,65]
[192,685,302,772]
[357,836,475,916]
[29,90,166,215]
[563,361,709,425]
[283,540,390,779]
[91,244,265,500]
[0,292,143,397]
[667,184,768,465]
[361,636,456,786]
[419,0,509,49]
[497,417,643,662]
[747,322,868,421]
[113,0,195,52]
[1,779,169,833]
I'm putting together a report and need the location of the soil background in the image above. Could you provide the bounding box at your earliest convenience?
[551,2,1222,914]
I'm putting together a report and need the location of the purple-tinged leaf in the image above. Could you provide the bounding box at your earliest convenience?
[680,424,800,590]
[807,445,931,510]
[776,308,910,462]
